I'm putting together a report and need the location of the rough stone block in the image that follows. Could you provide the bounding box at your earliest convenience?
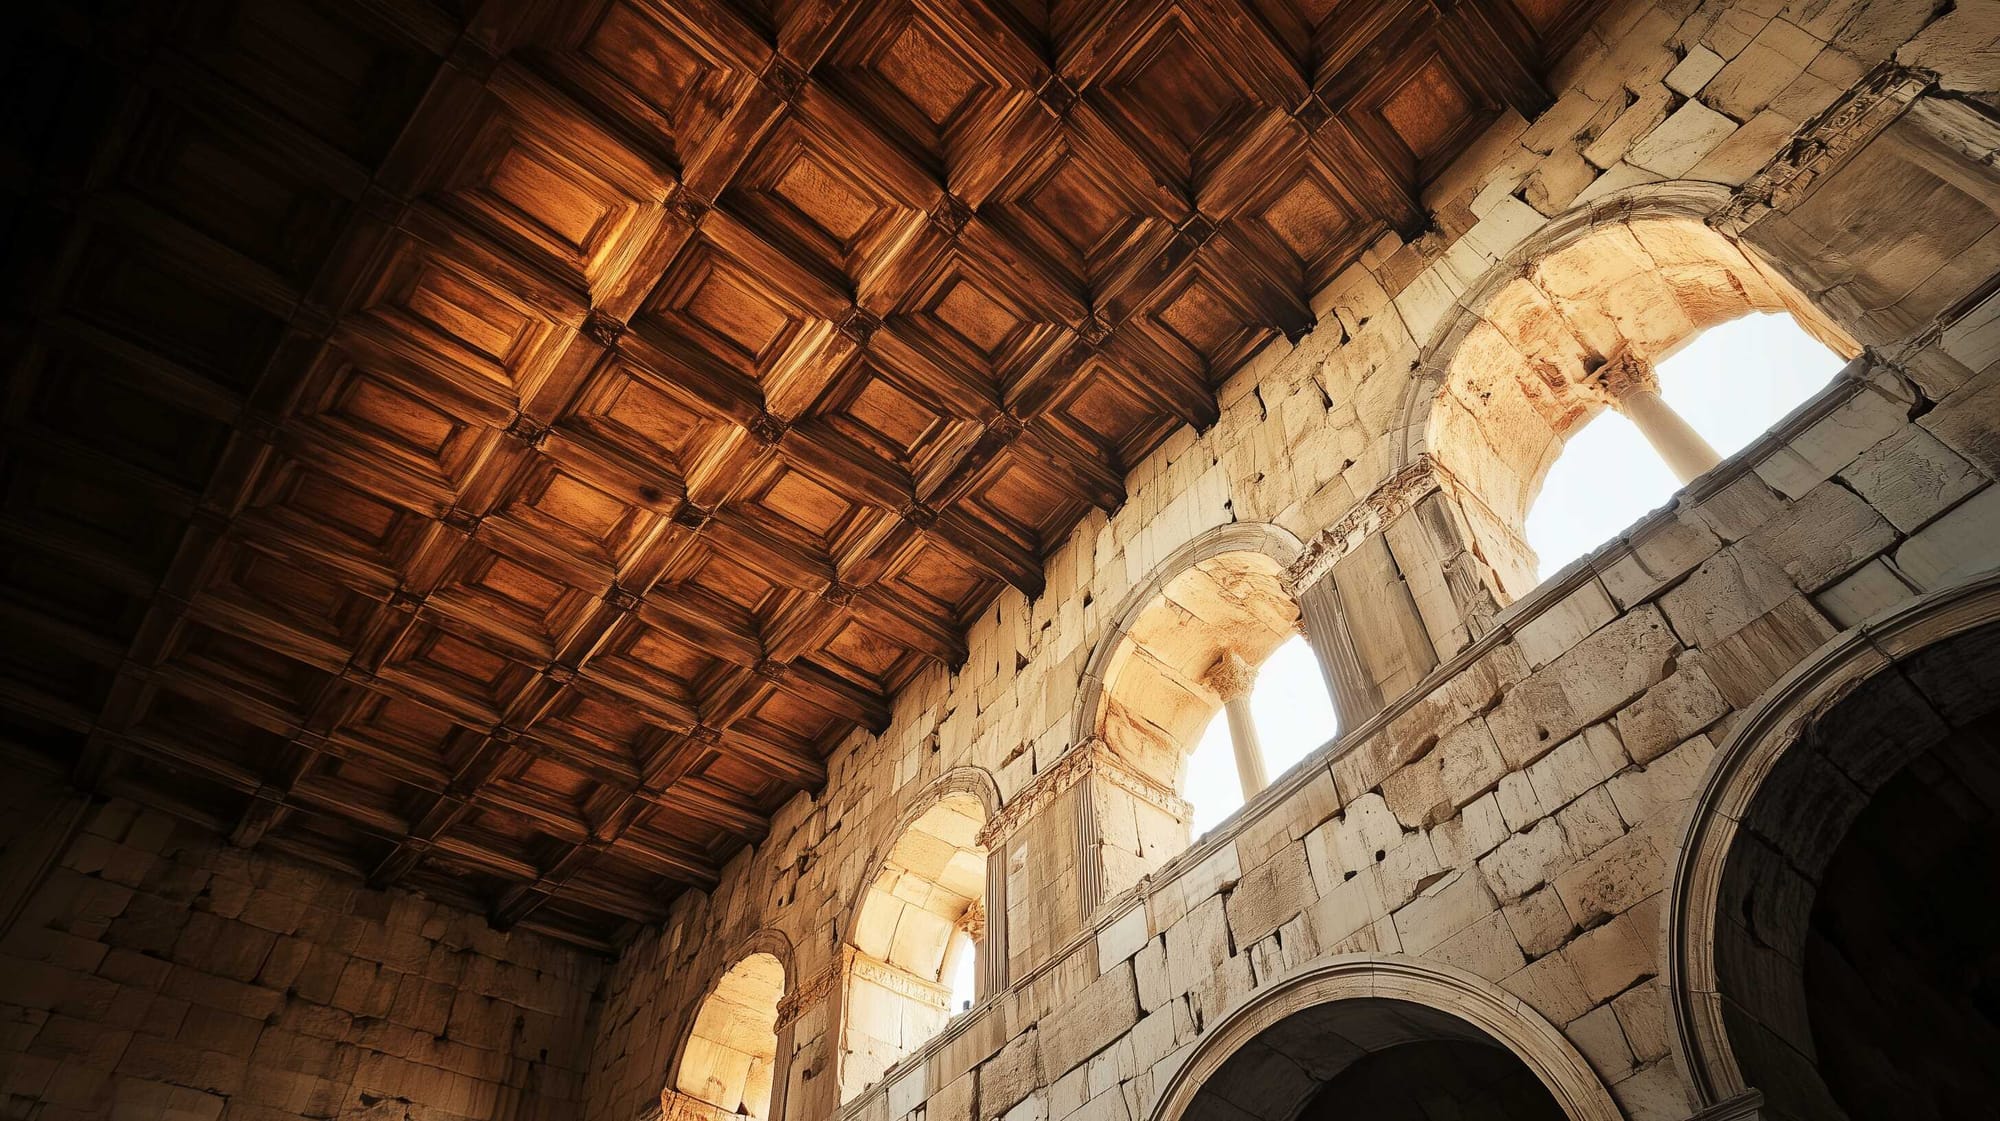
[1659,546,1797,649]
[1746,480,1897,591]
[1224,844,1314,947]
[1478,818,1574,904]
[1615,662,1729,764]
[1842,426,1983,532]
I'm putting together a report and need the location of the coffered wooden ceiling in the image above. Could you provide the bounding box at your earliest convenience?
[3,0,1598,949]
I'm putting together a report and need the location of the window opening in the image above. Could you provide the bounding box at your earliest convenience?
[1526,313,1845,580]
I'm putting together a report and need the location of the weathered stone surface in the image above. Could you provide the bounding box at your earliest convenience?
[1224,845,1315,947]
[1615,662,1730,763]
[1039,965,1139,1080]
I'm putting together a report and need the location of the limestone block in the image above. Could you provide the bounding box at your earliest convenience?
[1307,866,1389,949]
[1432,794,1510,869]
[1302,793,1405,893]
[1754,372,1917,499]
[1893,486,2000,590]
[1697,594,1838,707]
[1436,719,1507,810]
[1478,818,1574,904]
[1664,45,1725,94]
[1922,362,2000,472]
[1392,868,1498,956]
[1515,579,1617,669]
[1614,662,1729,764]
[932,1070,975,1121]
[1688,108,1802,186]
[1429,910,1527,983]
[1842,425,1984,532]
[1003,1091,1049,1121]
[981,1029,1043,1119]
[1502,886,1576,960]
[1554,822,1666,925]
[1377,836,1447,915]
[1163,896,1229,1002]
[1613,980,1672,1064]
[1495,770,1551,833]
[1526,725,1630,813]
[1745,480,1897,591]
[1565,896,1661,1002]
[888,1063,927,1118]
[1567,1003,1637,1081]
[1381,750,1451,830]
[1524,149,1598,216]
[1705,18,1820,117]
[1484,671,1583,771]
[1815,558,1917,628]
[1553,607,1681,739]
[1605,733,1717,826]
[1627,100,1739,177]
[1573,161,1665,207]
[1583,89,1674,170]
[1095,906,1148,975]
[1503,950,1595,1027]
[1132,938,1168,1013]
[1224,844,1314,947]
[1659,546,1797,648]
[1598,514,1722,610]
[1556,787,1625,855]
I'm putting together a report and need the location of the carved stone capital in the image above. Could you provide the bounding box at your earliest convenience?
[975,737,1190,848]
[1287,455,1446,592]
[1202,651,1257,703]
[1588,345,1660,403]
[956,899,986,941]
[1711,62,1933,236]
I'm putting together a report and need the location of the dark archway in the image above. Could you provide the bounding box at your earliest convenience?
[1295,1037,1566,1120]
[1180,998,1568,1121]
[1705,616,2000,1119]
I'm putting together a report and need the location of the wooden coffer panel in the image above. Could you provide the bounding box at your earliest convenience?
[1,0,1591,949]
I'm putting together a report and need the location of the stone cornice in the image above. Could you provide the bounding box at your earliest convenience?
[773,952,843,1034]
[1710,62,1933,236]
[1286,455,1445,592]
[976,738,1190,848]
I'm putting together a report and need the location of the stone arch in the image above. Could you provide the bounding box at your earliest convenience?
[838,767,998,1103]
[1395,183,1858,603]
[665,929,795,1121]
[1148,954,1622,1121]
[1074,522,1314,794]
[1666,571,2000,1115]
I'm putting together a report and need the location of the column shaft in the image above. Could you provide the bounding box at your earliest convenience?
[1620,386,1723,483]
[1223,694,1267,801]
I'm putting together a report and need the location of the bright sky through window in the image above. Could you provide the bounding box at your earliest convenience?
[1183,634,1339,835]
[1527,313,1846,581]
[947,932,975,1013]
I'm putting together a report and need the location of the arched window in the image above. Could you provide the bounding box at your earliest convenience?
[841,792,988,1102]
[1525,313,1846,579]
[671,952,785,1120]
[1424,212,1858,602]
[1092,537,1339,844]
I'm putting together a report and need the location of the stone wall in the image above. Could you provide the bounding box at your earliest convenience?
[575,0,1999,1115]
[0,765,601,1121]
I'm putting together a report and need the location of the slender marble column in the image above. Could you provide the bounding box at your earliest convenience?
[1204,651,1268,801]
[1594,346,1723,484]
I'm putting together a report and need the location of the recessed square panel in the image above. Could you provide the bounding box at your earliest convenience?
[642,240,826,382]
[378,620,537,726]
[1379,54,1478,162]
[1094,12,1269,186]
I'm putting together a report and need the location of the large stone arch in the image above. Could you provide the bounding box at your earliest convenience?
[664,927,797,1121]
[1665,570,2000,1114]
[1393,183,1857,603]
[836,766,1001,1103]
[1147,954,1623,1121]
[1073,522,1311,792]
